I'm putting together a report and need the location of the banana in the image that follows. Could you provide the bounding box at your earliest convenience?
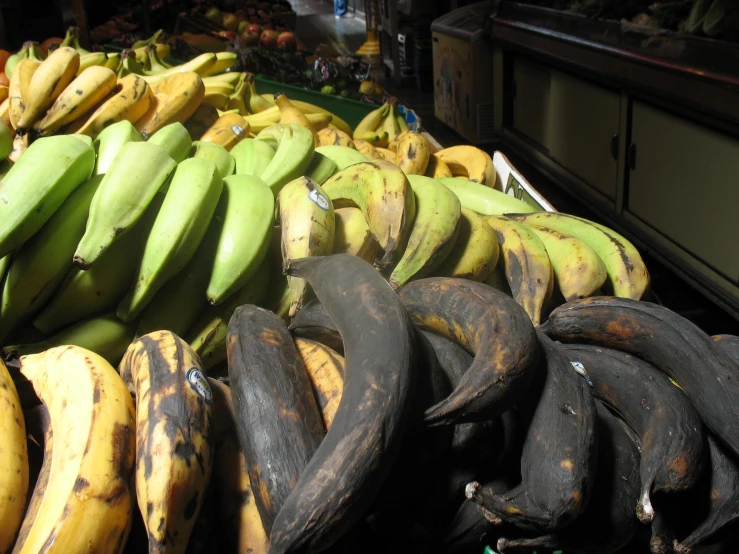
[332,206,383,263]
[31,65,118,137]
[0,253,10,283]
[322,159,416,267]
[70,73,151,138]
[389,175,462,289]
[381,100,401,147]
[508,212,650,300]
[425,153,453,178]
[353,101,389,139]
[3,312,136,366]
[144,44,170,74]
[4,41,42,79]
[207,174,274,305]
[440,177,537,215]
[141,52,217,84]
[119,331,214,554]
[226,74,248,115]
[394,131,431,175]
[256,123,315,196]
[305,150,338,184]
[314,144,368,170]
[317,126,354,148]
[183,102,219,139]
[0,99,12,132]
[118,49,145,78]
[375,147,396,162]
[187,260,271,371]
[0,174,103,342]
[246,111,330,135]
[116,157,222,322]
[76,52,107,75]
[0,359,28,554]
[14,346,135,554]
[436,207,499,283]
[135,71,205,138]
[0,119,11,160]
[93,119,142,175]
[231,137,276,176]
[203,90,229,110]
[294,338,345,430]
[261,93,354,136]
[525,224,608,301]
[73,141,176,269]
[32,192,164,335]
[16,46,80,132]
[199,112,248,151]
[205,51,239,76]
[8,133,28,162]
[203,72,243,87]
[204,81,235,96]
[352,139,380,159]
[103,52,121,72]
[0,134,95,259]
[191,140,235,179]
[485,215,554,326]
[352,129,390,145]
[8,58,41,130]
[0,86,7,104]
[147,121,192,162]
[277,177,335,316]
[435,145,497,188]
[245,73,274,113]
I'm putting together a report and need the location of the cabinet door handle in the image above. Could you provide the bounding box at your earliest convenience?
[628,143,637,170]
[610,134,619,161]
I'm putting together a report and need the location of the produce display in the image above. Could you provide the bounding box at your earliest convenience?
[2,19,739,554]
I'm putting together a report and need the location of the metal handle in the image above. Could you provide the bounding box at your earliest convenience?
[610,134,619,161]
[628,143,637,170]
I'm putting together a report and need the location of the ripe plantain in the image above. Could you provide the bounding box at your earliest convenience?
[135,71,205,137]
[199,112,249,151]
[294,337,345,430]
[317,126,354,148]
[434,145,497,188]
[394,131,431,175]
[332,206,383,263]
[436,207,499,283]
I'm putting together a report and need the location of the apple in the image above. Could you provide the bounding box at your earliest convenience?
[260,29,279,49]
[247,23,262,35]
[276,31,297,52]
[222,12,239,31]
[240,29,260,47]
[238,20,249,33]
[205,6,221,23]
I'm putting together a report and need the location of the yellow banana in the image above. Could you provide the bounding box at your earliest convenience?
[375,147,396,162]
[245,73,273,114]
[332,206,383,263]
[202,72,243,87]
[183,102,220,140]
[76,52,108,75]
[436,207,499,283]
[261,93,353,135]
[32,66,118,137]
[485,215,554,326]
[16,46,80,132]
[394,131,431,175]
[0,86,7,104]
[120,331,214,554]
[141,53,217,85]
[202,90,230,110]
[294,338,345,430]
[199,112,249,150]
[274,92,320,146]
[204,81,235,96]
[352,139,380,159]
[0,359,28,553]
[135,71,205,137]
[0,98,12,131]
[317,126,354,148]
[425,153,453,178]
[352,101,389,138]
[72,73,152,138]
[8,58,41,130]
[8,133,29,163]
[435,145,497,188]
[204,51,238,76]
[14,346,135,554]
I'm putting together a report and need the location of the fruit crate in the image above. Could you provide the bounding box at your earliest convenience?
[254,76,421,131]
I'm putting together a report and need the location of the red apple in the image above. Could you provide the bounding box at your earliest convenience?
[247,23,262,35]
[260,29,279,49]
[240,29,260,46]
[276,31,297,52]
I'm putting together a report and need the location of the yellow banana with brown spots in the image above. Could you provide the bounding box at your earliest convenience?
[425,154,453,178]
[331,206,383,263]
[352,139,381,159]
[294,337,345,430]
[436,207,499,283]
[13,346,136,554]
[317,126,354,148]
[393,131,430,175]
[119,331,214,554]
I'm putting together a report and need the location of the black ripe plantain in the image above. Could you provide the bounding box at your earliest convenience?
[563,344,706,523]
[496,401,642,554]
[421,329,473,388]
[226,305,325,534]
[398,277,539,425]
[466,331,597,533]
[540,297,739,460]
[713,334,739,368]
[269,254,416,553]
[288,297,344,354]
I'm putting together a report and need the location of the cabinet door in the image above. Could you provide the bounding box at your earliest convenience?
[548,70,621,201]
[512,57,550,150]
[628,101,739,281]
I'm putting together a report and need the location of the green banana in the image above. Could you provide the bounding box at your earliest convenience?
[277,177,335,316]
[390,175,462,289]
[0,119,12,161]
[256,123,315,196]
[440,177,537,216]
[3,312,136,366]
[0,134,95,260]
[0,174,103,342]
[73,141,176,269]
[33,192,164,335]
[103,52,121,71]
[77,52,108,74]
[0,254,10,287]
[314,145,368,170]
[0,160,13,180]
[206,174,274,305]
[230,137,275,177]
[147,121,192,163]
[93,119,142,175]
[305,151,338,185]
[4,41,44,78]
[187,259,271,370]
[191,140,235,179]
[117,158,223,322]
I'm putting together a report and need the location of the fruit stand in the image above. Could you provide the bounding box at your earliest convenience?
[1,3,739,554]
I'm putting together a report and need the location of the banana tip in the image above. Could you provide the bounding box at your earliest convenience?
[497,538,508,552]
[72,255,91,270]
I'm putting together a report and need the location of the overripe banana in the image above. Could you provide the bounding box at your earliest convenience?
[191,140,235,179]
[389,175,461,289]
[135,71,205,137]
[435,145,497,188]
[120,331,214,554]
[332,206,383,263]
[352,139,380,159]
[93,119,142,175]
[73,140,176,269]
[322,160,416,267]
[294,337,345,430]
[199,112,248,151]
[436,207,499,283]
[318,126,354,148]
[277,176,335,316]
[256,123,315,196]
[231,137,275,176]
[394,131,431,175]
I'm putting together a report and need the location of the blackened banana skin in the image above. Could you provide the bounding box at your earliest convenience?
[421,329,473,388]
[713,334,739,368]
[288,298,344,354]
[466,332,597,533]
[563,344,706,523]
